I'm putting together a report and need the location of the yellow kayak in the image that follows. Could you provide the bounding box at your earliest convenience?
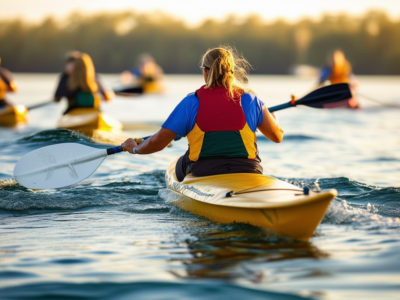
[114,82,164,97]
[57,108,127,145]
[57,108,122,132]
[0,105,28,127]
[143,81,164,93]
[165,158,337,241]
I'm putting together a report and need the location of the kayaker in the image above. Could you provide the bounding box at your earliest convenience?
[121,46,284,182]
[317,50,359,108]
[54,52,114,114]
[0,57,18,109]
[119,53,164,94]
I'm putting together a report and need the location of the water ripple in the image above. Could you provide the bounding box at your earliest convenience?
[0,281,315,300]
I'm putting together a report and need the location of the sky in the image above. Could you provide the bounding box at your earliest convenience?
[1,0,399,25]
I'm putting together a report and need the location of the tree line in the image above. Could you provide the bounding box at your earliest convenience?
[0,10,399,74]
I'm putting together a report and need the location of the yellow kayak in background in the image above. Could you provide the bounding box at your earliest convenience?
[0,105,28,127]
[164,158,337,241]
[143,81,164,93]
[57,108,127,145]
[57,108,122,133]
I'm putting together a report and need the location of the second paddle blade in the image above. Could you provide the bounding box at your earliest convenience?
[297,83,352,108]
[13,143,107,189]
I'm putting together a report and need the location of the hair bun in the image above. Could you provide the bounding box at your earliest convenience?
[201,45,255,99]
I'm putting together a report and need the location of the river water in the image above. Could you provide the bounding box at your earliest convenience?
[0,74,399,299]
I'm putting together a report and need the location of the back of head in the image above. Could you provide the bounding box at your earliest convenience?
[201,46,253,99]
[64,51,82,75]
[68,53,98,93]
[65,51,81,62]
[138,53,154,65]
[332,50,346,67]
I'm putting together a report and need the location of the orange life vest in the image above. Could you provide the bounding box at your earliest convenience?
[329,61,352,84]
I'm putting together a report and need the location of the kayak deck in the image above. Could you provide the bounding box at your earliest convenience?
[0,105,28,127]
[57,108,123,133]
[56,108,127,144]
[165,158,336,241]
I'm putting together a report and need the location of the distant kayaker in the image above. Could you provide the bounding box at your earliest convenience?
[54,52,114,114]
[121,46,284,182]
[0,57,18,109]
[317,50,359,108]
[119,53,164,94]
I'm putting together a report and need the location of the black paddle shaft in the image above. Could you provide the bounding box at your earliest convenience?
[26,101,53,110]
[269,83,352,112]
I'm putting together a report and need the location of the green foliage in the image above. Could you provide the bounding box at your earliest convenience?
[0,10,398,74]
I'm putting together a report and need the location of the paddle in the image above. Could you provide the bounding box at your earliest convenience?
[13,135,180,189]
[268,83,352,112]
[358,93,399,108]
[13,83,352,189]
[14,144,124,189]
[26,101,53,110]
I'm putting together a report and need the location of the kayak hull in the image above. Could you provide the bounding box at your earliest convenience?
[114,82,165,97]
[165,158,336,241]
[0,105,28,127]
[57,108,127,145]
[57,108,123,133]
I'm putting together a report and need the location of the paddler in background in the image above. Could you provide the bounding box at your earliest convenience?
[121,46,284,182]
[317,49,359,108]
[119,53,164,94]
[0,57,18,109]
[54,52,114,114]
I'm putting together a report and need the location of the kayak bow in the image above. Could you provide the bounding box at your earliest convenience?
[57,108,122,133]
[0,105,28,127]
[56,108,128,145]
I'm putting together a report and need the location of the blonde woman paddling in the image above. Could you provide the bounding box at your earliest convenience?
[122,46,283,182]
[54,53,113,114]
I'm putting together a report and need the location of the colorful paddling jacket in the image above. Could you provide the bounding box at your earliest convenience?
[187,85,258,162]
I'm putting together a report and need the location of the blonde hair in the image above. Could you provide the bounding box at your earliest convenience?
[200,46,254,99]
[68,53,98,93]
[332,50,346,66]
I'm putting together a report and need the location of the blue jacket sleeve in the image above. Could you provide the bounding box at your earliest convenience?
[241,93,265,132]
[319,67,331,83]
[161,94,199,137]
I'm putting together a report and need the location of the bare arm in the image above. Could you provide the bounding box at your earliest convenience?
[121,127,177,154]
[92,75,113,102]
[103,90,114,101]
[8,81,17,92]
[120,70,136,85]
[1,69,17,92]
[257,105,284,143]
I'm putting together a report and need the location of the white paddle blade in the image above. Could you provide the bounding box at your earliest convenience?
[13,143,108,189]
